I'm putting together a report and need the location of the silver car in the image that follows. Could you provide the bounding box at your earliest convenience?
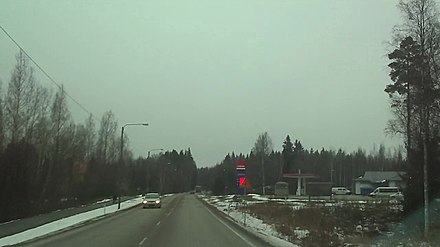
[142,193,161,208]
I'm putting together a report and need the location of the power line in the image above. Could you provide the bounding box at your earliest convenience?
[0,24,98,121]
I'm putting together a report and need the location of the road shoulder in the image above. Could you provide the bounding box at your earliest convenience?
[196,195,282,247]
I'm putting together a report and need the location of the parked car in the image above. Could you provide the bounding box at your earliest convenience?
[390,191,404,201]
[142,193,161,208]
[331,187,351,195]
[369,187,403,200]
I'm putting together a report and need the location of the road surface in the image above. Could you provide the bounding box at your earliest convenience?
[23,194,270,247]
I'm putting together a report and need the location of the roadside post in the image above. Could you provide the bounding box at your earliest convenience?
[242,201,248,226]
[239,179,251,226]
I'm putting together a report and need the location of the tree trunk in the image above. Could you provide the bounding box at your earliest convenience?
[423,107,429,238]
[262,156,265,195]
[407,59,412,162]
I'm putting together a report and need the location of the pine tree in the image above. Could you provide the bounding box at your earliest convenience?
[281,135,294,175]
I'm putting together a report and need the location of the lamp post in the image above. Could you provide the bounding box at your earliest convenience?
[147,148,164,158]
[223,168,228,195]
[118,123,148,209]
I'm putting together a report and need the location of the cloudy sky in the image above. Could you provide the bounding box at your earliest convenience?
[0,0,403,167]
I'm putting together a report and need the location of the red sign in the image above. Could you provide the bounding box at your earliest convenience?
[237,159,246,168]
[239,177,251,189]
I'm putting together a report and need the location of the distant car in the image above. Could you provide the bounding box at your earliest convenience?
[331,187,351,195]
[390,192,404,201]
[369,187,402,199]
[143,193,161,208]
[195,185,202,193]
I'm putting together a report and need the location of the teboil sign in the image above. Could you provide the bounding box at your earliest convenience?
[239,177,251,189]
[236,160,250,195]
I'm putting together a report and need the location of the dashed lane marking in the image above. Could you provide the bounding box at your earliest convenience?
[138,237,147,246]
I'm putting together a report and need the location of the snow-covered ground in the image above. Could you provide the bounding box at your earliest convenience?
[201,194,413,247]
[202,194,300,247]
[0,197,143,246]
[94,198,112,204]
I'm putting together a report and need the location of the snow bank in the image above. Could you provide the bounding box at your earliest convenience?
[0,197,143,246]
[201,196,298,247]
[95,198,112,204]
[294,229,309,239]
[251,195,270,201]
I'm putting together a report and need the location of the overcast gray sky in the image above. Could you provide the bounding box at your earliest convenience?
[0,0,403,167]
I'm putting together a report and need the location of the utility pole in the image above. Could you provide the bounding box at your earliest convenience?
[330,160,334,185]
[118,126,125,209]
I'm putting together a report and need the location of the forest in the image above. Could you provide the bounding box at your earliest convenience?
[0,52,197,222]
[197,134,404,196]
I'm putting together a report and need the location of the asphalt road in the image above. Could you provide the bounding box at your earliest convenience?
[23,194,269,247]
[0,196,135,238]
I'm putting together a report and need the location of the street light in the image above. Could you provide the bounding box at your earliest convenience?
[147,148,164,158]
[223,168,228,195]
[120,123,149,163]
[118,122,148,209]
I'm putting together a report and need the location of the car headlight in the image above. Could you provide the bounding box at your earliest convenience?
[143,200,147,204]
[155,200,160,204]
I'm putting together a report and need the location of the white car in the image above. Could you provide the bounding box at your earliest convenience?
[331,187,351,195]
[369,187,403,200]
[142,193,162,208]
[390,192,404,201]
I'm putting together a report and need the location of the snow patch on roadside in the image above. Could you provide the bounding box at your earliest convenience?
[0,198,143,246]
[201,195,298,247]
[252,195,270,201]
[294,228,309,239]
[95,198,112,204]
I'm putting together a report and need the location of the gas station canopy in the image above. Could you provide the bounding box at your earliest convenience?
[283,173,319,179]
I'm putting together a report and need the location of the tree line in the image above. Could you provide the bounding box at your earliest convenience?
[131,149,198,195]
[0,51,197,222]
[198,133,404,196]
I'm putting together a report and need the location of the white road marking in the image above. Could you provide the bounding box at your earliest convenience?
[138,237,147,246]
[205,205,256,247]
[166,206,175,217]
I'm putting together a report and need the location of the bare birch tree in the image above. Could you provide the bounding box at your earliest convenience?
[4,51,36,143]
[252,132,273,195]
[96,111,118,164]
[40,86,71,200]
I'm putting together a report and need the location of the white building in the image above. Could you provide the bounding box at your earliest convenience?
[354,171,406,195]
